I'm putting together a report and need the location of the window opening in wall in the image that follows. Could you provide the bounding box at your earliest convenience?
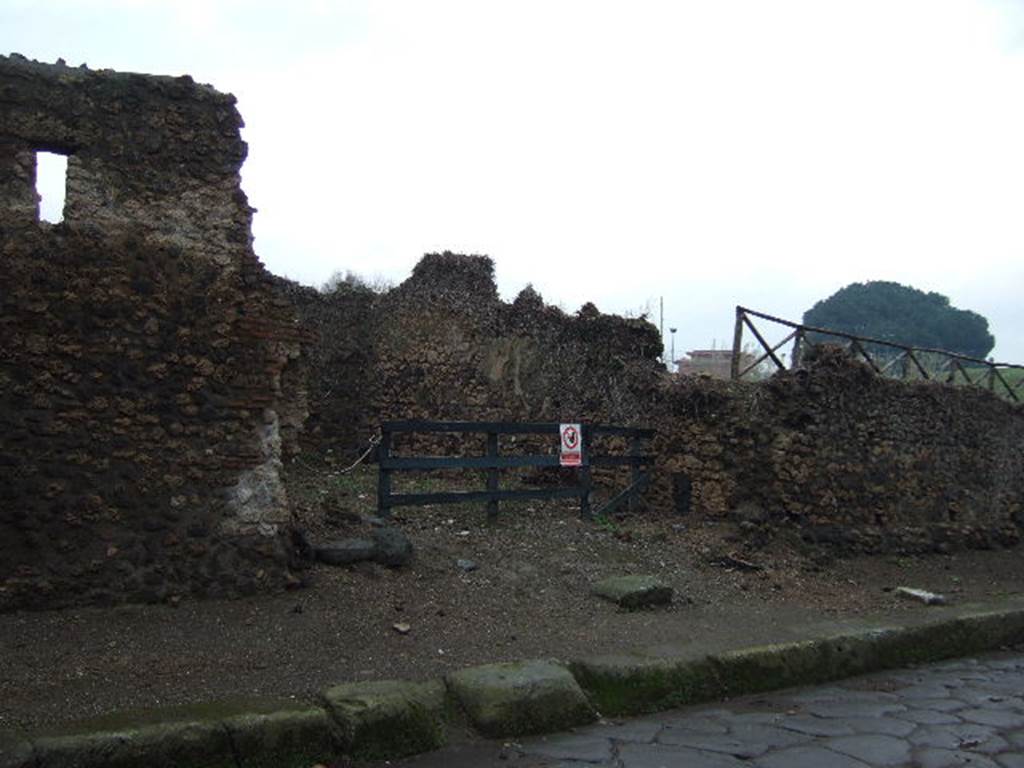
[36,151,68,223]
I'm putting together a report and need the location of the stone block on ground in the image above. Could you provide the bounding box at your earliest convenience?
[446,659,596,738]
[315,538,376,566]
[592,575,673,609]
[320,679,447,760]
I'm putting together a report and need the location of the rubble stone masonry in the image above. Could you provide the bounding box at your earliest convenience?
[292,258,1024,557]
[2,54,1021,612]
[0,55,307,609]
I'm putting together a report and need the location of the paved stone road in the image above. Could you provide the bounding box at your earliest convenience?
[388,653,1024,768]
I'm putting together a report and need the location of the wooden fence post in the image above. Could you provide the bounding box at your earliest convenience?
[731,307,744,379]
[486,431,499,520]
[791,328,804,369]
[628,434,642,513]
[377,428,392,518]
[579,426,592,520]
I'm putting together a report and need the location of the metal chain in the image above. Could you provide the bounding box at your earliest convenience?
[333,429,382,474]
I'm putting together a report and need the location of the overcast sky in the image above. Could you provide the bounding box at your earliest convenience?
[6,0,1024,363]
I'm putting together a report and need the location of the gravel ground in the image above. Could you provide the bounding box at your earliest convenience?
[2,460,1023,731]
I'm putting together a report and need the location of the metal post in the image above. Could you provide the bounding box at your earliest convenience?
[730,307,744,380]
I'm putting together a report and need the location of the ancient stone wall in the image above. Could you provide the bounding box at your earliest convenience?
[0,55,307,610]
[294,265,1023,555]
[653,347,1024,553]
[285,252,663,455]
[3,53,1020,617]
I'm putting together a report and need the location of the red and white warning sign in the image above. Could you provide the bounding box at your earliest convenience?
[559,423,583,467]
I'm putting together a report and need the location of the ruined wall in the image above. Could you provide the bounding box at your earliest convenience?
[293,264,1023,555]
[0,55,307,609]
[654,347,1024,553]
[285,252,663,454]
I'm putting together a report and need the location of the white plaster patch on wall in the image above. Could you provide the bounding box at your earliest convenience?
[223,408,290,535]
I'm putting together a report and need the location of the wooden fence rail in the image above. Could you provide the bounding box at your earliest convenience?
[377,420,655,520]
[731,306,1024,402]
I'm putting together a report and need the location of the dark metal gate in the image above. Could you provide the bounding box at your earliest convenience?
[376,420,654,520]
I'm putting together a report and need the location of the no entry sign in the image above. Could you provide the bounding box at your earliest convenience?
[559,423,582,467]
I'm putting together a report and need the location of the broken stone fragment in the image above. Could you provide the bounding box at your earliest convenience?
[315,538,376,566]
[592,575,673,609]
[894,586,948,605]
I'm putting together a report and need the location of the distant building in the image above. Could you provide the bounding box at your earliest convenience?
[676,349,756,379]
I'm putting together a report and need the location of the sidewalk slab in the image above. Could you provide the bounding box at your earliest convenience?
[320,679,447,760]
[447,659,596,737]
[5,598,1023,768]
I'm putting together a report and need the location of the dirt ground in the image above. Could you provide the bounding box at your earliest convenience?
[2,459,1024,732]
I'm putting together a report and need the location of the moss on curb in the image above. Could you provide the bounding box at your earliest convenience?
[569,653,721,717]
[222,704,338,768]
[7,699,339,768]
[0,730,34,768]
[320,679,447,761]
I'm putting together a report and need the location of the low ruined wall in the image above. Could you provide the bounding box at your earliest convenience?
[286,252,663,452]
[0,55,306,610]
[290,256,1024,555]
[654,347,1024,553]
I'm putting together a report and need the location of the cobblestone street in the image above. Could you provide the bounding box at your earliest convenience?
[390,653,1024,768]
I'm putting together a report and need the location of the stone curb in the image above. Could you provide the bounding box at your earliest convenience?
[572,600,1024,717]
[320,679,449,761]
[446,659,596,738]
[4,599,1023,767]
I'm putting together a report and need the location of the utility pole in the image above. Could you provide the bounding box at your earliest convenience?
[670,327,677,373]
[659,297,664,364]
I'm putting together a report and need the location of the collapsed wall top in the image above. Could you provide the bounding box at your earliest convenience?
[0,53,252,265]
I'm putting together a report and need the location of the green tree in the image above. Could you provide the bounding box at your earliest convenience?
[802,281,994,359]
